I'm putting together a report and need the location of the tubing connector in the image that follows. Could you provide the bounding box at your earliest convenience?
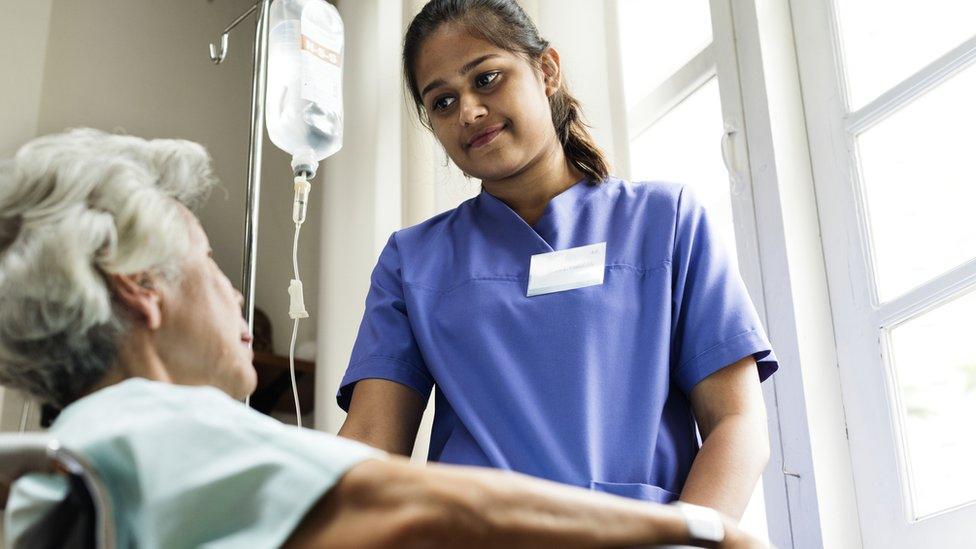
[293,174,311,224]
[288,279,308,319]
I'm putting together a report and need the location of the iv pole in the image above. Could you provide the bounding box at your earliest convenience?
[210,1,272,407]
[209,0,272,338]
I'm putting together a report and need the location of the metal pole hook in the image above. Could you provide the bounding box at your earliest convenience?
[208,1,262,64]
[209,33,230,64]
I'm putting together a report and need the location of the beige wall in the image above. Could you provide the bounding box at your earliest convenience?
[34,0,320,356]
[1,0,323,427]
[0,0,55,431]
[0,0,54,156]
[33,0,249,296]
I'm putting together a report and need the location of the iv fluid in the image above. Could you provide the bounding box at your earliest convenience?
[266,0,344,177]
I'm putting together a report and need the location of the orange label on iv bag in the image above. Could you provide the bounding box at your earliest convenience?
[301,35,341,68]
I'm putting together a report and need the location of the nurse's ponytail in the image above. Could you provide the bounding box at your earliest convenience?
[548,85,610,184]
[404,0,611,183]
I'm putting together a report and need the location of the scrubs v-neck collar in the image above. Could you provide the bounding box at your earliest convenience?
[477,177,599,251]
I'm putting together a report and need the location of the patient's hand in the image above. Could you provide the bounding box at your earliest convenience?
[286,457,772,548]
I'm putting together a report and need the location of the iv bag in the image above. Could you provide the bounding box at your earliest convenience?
[266,0,344,178]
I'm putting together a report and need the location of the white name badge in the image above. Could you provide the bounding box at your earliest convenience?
[526,242,607,297]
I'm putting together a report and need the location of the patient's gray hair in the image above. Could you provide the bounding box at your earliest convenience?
[0,128,217,407]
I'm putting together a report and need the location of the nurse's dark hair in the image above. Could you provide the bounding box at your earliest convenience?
[404,0,610,182]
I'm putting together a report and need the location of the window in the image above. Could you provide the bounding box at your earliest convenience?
[618,0,737,255]
[795,0,976,544]
[615,0,770,541]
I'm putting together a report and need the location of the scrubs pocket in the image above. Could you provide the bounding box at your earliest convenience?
[589,481,680,503]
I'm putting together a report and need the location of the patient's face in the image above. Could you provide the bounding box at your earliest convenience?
[153,208,257,399]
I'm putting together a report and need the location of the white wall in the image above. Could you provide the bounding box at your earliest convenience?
[533,1,622,174]
[315,0,407,434]
[313,0,626,441]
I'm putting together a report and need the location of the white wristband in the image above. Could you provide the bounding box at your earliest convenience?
[671,501,725,547]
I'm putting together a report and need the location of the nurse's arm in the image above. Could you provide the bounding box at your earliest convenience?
[285,456,761,548]
[339,379,426,456]
[681,356,770,520]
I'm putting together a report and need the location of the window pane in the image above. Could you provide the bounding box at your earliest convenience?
[888,287,976,518]
[834,0,976,110]
[618,0,712,110]
[629,78,737,258]
[857,62,976,302]
[629,77,764,536]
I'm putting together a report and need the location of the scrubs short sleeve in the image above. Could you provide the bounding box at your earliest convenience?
[670,186,778,395]
[337,234,433,410]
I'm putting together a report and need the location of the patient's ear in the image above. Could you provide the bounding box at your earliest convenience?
[110,273,163,330]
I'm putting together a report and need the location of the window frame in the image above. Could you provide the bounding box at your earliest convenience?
[608,1,833,546]
[792,0,976,545]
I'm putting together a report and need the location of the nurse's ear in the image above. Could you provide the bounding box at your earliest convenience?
[539,47,563,98]
[109,272,163,330]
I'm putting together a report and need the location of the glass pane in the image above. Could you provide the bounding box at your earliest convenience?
[618,0,712,110]
[834,0,976,110]
[858,62,976,302]
[889,287,976,517]
[630,78,738,258]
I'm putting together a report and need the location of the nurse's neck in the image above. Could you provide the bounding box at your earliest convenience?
[481,143,585,227]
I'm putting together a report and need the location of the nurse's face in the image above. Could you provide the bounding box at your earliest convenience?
[414,24,561,183]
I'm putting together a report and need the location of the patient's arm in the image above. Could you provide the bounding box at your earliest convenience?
[338,379,426,456]
[284,457,761,549]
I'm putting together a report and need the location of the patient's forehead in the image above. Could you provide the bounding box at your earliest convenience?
[176,203,209,253]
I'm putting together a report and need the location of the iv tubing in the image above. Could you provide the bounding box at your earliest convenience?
[287,172,312,427]
[289,220,303,427]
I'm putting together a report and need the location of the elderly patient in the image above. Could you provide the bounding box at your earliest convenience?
[0,129,762,548]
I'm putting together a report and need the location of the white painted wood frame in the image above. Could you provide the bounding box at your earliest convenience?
[722,0,866,546]
[717,1,843,546]
[791,0,976,546]
[607,1,849,545]
[625,44,716,140]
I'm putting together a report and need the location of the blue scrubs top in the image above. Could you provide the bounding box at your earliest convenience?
[338,177,777,502]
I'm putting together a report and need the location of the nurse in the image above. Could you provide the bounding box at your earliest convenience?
[337,0,778,519]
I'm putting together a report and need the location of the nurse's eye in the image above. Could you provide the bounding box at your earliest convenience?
[431,95,456,111]
[475,71,500,88]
